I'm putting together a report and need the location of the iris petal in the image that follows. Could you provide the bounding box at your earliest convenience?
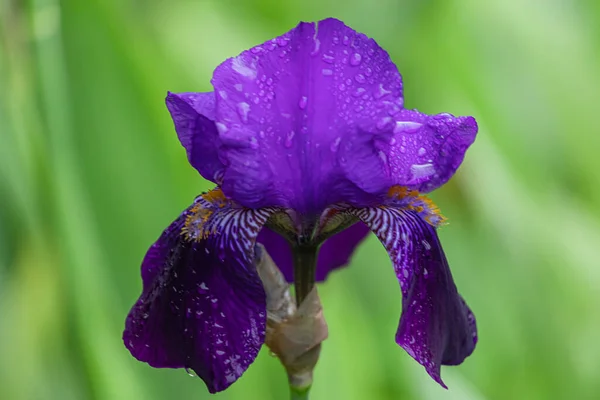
[346,207,477,387]
[167,19,477,211]
[166,92,224,182]
[124,193,276,393]
[210,18,404,211]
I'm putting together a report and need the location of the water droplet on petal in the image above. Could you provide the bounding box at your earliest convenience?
[285,130,295,148]
[342,35,350,45]
[434,112,452,120]
[338,83,346,91]
[250,137,259,149]
[276,37,288,47]
[322,54,335,64]
[418,147,426,156]
[365,67,373,77]
[394,121,422,134]
[311,38,321,56]
[353,87,366,97]
[411,163,436,180]
[218,91,228,100]
[374,83,392,99]
[322,68,333,76]
[400,145,406,153]
[234,83,243,92]
[185,368,197,377]
[355,74,366,83]
[236,102,250,123]
[216,122,228,134]
[330,137,342,152]
[377,116,393,130]
[350,53,362,66]
[299,96,308,109]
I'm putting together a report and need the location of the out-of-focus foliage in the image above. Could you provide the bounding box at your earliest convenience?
[1,0,599,399]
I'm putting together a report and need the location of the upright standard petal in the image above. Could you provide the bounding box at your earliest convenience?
[256,223,371,282]
[344,202,477,387]
[210,18,404,211]
[166,92,225,183]
[124,189,276,393]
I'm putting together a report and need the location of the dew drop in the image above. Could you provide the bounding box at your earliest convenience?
[365,67,373,77]
[236,102,250,123]
[434,112,452,120]
[322,68,333,76]
[185,368,197,377]
[418,147,426,156]
[353,87,366,97]
[276,37,288,47]
[234,83,243,92]
[374,83,392,99]
[350,53,362,66]
[311,38,321,56]
[299,96,308,109]
[338,83,346,91]
[354,74,366,83]
[411,163,436,180]
[342,35,350,45]
[216,122,228,134]
[285,131,295,148]
[330,137,342,152]
[250,137,259,149]
[322,54,335,64]
[376,116,393,130]
[394,121,422,134]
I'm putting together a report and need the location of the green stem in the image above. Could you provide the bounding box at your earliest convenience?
[292,244,318,306]
[290,384,312,400]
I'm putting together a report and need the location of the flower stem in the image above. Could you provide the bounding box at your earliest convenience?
[290,383,312,400]
[292,244,318,306]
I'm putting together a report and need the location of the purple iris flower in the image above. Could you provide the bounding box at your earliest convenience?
[124,18,478,393]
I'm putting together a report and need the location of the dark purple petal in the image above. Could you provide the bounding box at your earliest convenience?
[166,92,225,182]
[124,194,276,393]
[210,18,404,211]
[348,207,477,387]
[257,223,370,282]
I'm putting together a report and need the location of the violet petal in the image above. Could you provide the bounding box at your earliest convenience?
[124,195,275,393]
[347,207,477,387]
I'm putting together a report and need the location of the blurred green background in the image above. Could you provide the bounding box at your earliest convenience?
[2,0,600,399]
